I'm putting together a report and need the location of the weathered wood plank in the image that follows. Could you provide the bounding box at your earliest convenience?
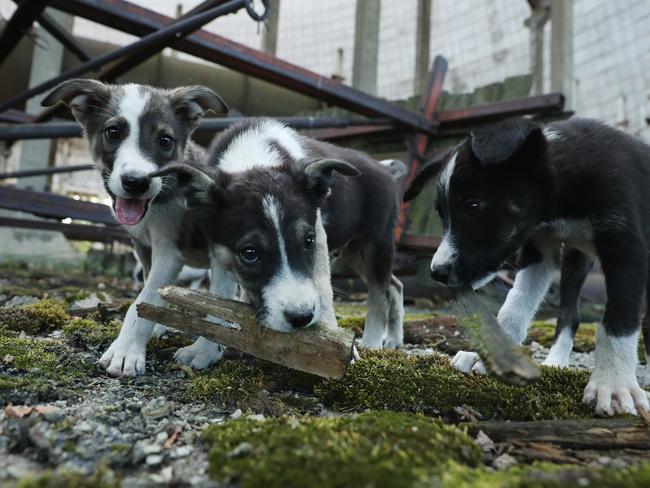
[451,289,540,386]
[137,286,355,379]
[467,418,650,450]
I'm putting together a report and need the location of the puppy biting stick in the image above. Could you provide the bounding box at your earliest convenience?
[137,286,355,379]
[451,288,540,386]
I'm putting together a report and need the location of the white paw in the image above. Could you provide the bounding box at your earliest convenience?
[99,339,146,377]
[359,334,384,350]
[382,331,403,349]
[582,374,650,416]
[451,351,486,375]
[541,351,570,368]
[174,337,225,370]
[151,323,168,339]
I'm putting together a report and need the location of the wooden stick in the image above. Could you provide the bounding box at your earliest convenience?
[466,418,650,450]
[136,286,355,379]
[451,288,540,386]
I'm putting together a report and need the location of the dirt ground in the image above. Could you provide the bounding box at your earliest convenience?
[1,263,650,487]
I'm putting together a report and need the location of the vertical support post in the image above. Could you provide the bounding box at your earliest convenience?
[352,0,381,95]
[396,55,447,242]
[414,0,432,96]
[550,0,573,109]
[525,0,550,95]
[17,8,72,191]
[262,0,280,55]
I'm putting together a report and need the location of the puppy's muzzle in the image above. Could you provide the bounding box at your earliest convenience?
[284,308,315,329]
[431,263,452,285]
[121,173,151,196]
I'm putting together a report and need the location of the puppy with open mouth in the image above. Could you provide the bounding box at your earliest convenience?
[405,117,650,416]
[42,79,231,377]
[153,119,404,346]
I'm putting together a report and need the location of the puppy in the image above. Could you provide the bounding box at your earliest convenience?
[153,119,404,346]
[405,117,650,416]
[42,79,235,376]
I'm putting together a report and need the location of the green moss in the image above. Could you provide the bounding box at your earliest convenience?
[62,318,120,347]
[528,321,597,352]
[439,461,650,488]
[0,285,44,297]
[315,350,592,421]
[0,331,95,401]
[0,299,69,334]
[203,412,481,488]
[15,466,117,488]
[186,361,267,404]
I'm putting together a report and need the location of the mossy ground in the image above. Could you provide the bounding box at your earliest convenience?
[0,330,96,402]
[0,299,68,335]
[203,411,481,488]
[528,321,597,351]
[14,466,118,488]
[315,350,592,421]
[439,461,650,488]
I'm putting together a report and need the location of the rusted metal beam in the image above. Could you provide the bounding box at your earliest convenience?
[438,93,565,126]
[0,216,129,243]
[0,116,394,141]
[0,163,95,179]
[0,0,50,67]
[49,0,437,134]
[0,0,248,114]
[396,55,448,242]
[0,186,117,225]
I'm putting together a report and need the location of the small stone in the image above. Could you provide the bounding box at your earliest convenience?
[170,445,192,459]
[3,296,39,307]
[230,409,242,419]
[228,442,252,458]
[38,406,65,422]
[146,454,164,466]
[247,414,265,422]
[493,453,518,470]
[74,421,93,433]
[161,466,173,481]
[155,432,168,445]
[141,397,170,419]
[474,430,495,452]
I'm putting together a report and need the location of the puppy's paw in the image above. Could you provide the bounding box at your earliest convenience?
[174,337,225,370]
[99,340,146,377]
[382,333,403,350]
[451,351,486,375]
[151,323,168,339]
[582,374,650,416]
[541,352,570,368]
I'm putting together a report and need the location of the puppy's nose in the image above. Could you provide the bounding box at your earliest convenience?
[431,264,451,284]
[121,174,150,195]
[284,309,314,329]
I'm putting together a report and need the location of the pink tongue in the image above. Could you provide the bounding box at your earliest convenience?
[115,197,146,226]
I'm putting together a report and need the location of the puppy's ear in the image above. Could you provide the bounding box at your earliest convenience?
[470,118,546,166]
[150,163,220,206]
[301,159,360,197]
[403,155,446,202]
[170,86,229,129]
[41,79,111,126]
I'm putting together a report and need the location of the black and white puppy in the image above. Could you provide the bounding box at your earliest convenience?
[405,117,650,416]
[153,119,404,349]
[42,79,233,377]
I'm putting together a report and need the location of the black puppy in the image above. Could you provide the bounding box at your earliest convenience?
[405,117,650,416]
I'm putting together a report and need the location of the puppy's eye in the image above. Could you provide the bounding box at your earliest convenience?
[463,199,486,216]
[159,135,174,149]
[239,248,259,264]
[305,235,315,251]
[105,126,121,140]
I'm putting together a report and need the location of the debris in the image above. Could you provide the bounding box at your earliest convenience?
[493,453,518,470]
